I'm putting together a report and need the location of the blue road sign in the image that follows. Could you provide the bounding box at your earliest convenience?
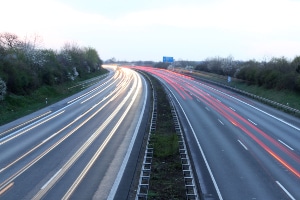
[163,56,174,63]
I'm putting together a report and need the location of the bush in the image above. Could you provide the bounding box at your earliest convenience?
[0,32,103,96]
[295,75,300,92]
[0,77,6,100]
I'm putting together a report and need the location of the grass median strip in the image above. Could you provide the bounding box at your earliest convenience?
[147,75,186,199]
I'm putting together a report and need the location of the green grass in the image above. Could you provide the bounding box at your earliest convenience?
[186,70,300,111]
[151,134,179,158]
[232,83,300,109]
[0,69,108,126]
[147,75,186,200]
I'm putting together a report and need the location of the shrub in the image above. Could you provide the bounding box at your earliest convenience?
[0,77,6,100]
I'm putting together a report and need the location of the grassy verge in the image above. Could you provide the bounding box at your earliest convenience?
[147,75,186,199]
[184,70,300,111]
[0,69,108,126]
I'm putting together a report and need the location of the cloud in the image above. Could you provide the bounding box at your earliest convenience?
[3,0,299,35]
[1,0,110,47]
[1,0,299,60]
[110,0,300,33]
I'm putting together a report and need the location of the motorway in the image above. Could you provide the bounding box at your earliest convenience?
[0,66,149,199]
[135,66,300,200]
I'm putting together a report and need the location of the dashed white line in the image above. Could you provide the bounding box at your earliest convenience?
[238,140,248,150]
[165,84,224,200]
[218,119,224,125]
[229,107,235,111]
[205,107,210,111]
[247,119,257,126]
[276,181,295,200]
[190,78,300,131]
[278,139,294,151]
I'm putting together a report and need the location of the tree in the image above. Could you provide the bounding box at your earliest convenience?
[154,62,170,69]
[297,65,300,74]
[0,77,6,100]
[221,56,236,76]
[295,75,300,91]
[0,32,104,95]
[291,56,300,74]
[206,57,224,75]
[84,47,102,72]
[195,61,209,72]
[105,57,117,63]
[0,32,21,50]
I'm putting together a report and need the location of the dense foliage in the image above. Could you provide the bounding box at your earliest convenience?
[153,62,171,69]
[0,32,103,98]
[195,56,300,92]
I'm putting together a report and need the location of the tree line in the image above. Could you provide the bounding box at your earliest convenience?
[195,56,300,92]
[0,32,103,100]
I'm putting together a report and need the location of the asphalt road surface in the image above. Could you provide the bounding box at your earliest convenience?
[0,65,149,200]
[135,66,300,200]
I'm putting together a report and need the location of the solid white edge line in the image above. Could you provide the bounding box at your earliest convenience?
[162,81,224,200]
[193,80,300,131]
[107,72,148,199]
[276,181,295,200]
[41,169,62,190]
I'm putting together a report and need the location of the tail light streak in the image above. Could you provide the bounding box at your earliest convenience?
[135,66,300,179]
[187,80,300,178]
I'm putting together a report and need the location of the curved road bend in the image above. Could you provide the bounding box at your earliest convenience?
[0,65,149,200]
[135,66,300,200]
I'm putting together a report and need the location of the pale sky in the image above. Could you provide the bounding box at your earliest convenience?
[1,0,300,61]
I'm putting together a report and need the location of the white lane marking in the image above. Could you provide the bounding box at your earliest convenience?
[218,119,224,125]
[229,107,235,111]
[0,110,65,146]
[164,83,224,200]
[33,69,136,200]
[67,74,112,104]
[80,76,119,104]
[0,75,107,144]
[0,111,52,137]
[216,99,221,102]
[107,73,148,199]
[41,169,62,190]
[247,119,257,126]
[278,139,294,151]
[276,181,295,200]
[205,107,210,111]
[238,140,248,150]
[190,79,300,131]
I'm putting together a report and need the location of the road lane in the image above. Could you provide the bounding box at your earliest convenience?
[136,66,300,200]
[0,66,149,199]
